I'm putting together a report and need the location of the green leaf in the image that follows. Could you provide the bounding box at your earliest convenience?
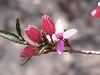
[53,39,59,46]
[0,30,28,45]
[20,56,32,66]
[37,45,48,56]
[16,17,22,37]
[0,30,19,38]
[41,30,49,44]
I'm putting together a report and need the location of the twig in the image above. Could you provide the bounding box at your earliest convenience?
[63,49,100,55]
[44,48,100,55]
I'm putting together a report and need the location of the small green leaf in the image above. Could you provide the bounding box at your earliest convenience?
[53,39,59,46]
[20,56,32,66]
[0,30,19,38]
[16,17,22,37]
[0,30,28,45]
[41,30,49,44]
[37,45,48,56]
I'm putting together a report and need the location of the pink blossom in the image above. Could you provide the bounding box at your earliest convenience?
[25,25,42,42]
[52,19,77,54]
[42,15,55,35]
[91,2,100,18]
[20,45,37,57]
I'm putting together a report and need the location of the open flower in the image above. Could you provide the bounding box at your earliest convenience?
[20,45,37,57]
[91,2,100,18]
[42,15,55,35]
[52,19,77,54]
[25,25,42,42]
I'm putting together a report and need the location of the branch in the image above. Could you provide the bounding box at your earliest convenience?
[43,48,100,55]
[63,49,100,55]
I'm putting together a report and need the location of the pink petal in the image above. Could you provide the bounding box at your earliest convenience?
[98,2,100,6]
[42,15,55,35]
[52,34,58,41]
[29,25,41,37]
[20,45,36,57]
[46,35,51,42]
[25,25,42,42]
[47,15,55,33]
[25,30,38,42]
[91,6,100,18]
[55,19,64,34]
[63,29,77,39]
[55,39,64,54]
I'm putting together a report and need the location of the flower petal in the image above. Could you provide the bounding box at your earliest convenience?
[91,3,100,18]
[20,45,36,57]
[29,25,41,37]
[63,29,77,39]
[55,19,64,34]
[52,34,58,41]
[42,15,55,35]
[55,39,64,54]
[46,35,51,42]
[98,2,100,6]
[25,25,42,42]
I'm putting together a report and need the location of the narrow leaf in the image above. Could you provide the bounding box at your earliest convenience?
[20,56,32,66]
[41,30,49,44]
[16,17,22,37]
[37,45,48,56]
[0,30,19,38]
[0,30,28,45]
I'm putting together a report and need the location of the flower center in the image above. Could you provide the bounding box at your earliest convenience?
[56,33,63,39]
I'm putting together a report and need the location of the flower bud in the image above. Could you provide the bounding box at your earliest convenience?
[20,45,36,57]
[91,2,100,18]
[25,25,42,42]
[42,15,55,35]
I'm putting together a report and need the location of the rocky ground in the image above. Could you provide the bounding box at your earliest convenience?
[0,0,100,75]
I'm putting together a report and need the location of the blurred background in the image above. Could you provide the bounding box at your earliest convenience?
[0,0,100,75]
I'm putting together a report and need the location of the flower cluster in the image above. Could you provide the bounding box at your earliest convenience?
[1,1,100,65]
[20,15,77,57]
[20,2,100,58]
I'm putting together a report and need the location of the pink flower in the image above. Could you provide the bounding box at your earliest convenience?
[52,19,77,54]
[42,15,55,35]
[20,45,37,57]
[91,2,100,18]
[25,25,42,42]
